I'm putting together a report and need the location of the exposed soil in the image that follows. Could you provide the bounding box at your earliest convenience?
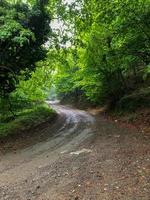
[0,103,149,200]
[104,108,150,136]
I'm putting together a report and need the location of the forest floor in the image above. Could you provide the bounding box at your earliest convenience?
[107,108,150,135]
[0,103,149,200]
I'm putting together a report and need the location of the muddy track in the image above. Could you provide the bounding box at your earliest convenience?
[0,104,149,200]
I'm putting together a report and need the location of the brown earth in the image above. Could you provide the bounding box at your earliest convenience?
[104,108,150,136]
[0,103,149,200]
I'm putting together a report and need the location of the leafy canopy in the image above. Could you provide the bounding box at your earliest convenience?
[0,0,51,96]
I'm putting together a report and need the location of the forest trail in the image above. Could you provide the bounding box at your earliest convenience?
[0,103,149,200]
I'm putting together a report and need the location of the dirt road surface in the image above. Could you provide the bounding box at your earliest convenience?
[0,104,149,200]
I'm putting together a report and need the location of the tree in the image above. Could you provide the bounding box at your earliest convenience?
[53,0,150,106]
[0,0,51,97]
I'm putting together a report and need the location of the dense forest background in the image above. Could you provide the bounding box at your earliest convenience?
[0,0,150,136]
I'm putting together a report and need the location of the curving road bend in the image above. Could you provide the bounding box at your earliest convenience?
[0,103,149,200]
[0,103,95,200]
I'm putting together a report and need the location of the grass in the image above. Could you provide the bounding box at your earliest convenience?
[0,103,56,137]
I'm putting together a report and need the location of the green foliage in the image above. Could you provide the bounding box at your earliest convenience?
[117,87,150,112]
[0,103,56,137]
[53,0,150,108]
[0,0,51,96]
[0,51,54,123]
[12,60,53,102]
[1,0,150,125]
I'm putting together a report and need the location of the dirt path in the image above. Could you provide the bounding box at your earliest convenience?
[0,103,149,200]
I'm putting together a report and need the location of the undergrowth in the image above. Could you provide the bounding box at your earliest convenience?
[0,103,56,137]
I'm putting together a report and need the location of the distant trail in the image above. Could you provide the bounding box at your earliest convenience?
[0,103,149,200]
